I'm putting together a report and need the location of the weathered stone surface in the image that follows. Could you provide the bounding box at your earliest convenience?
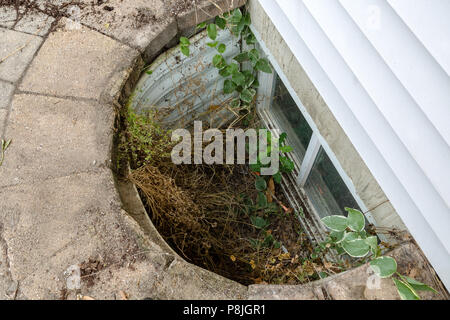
[151,258,248,300]
[248,284,324,300]
[78,0,177,62]
[0,169,163,299]
[0,28,42,83]
[19,24,139,101]
[0,6,54,36]
[0,108,7,134]
[0,80,14,110]
[0,94,113,188]
[175,0,246,31]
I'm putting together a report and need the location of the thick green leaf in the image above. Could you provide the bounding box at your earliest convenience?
[321,215,348,232]
[233,52,249,63]
[369,256,397,278]
[207,23,217,40]
[219,66,231,77]
[341,239,370,257]
[257,192,268,208]
[280,145,293,153]
[393,278,420,300]
[145,70,153,75]
[365,236,378,253]
[230,98,241,108]
[279,132,287,145]
[230,8,243,25]
[255,177,267,191]
[180,45,190,57]
[232,72,246,86]
[240,88,256,104]
[345,207,365,232]
[273,172,282,184]
[179,36,190,46]
[215,16,226,29]
[223,79,236,94]
[213,54,226,68]
[248,49,259,62]
[330,231,345,243]
[402,276,437,293]
[250,216,269,229]
[196,22,207,29]
[255,58,272,73]
[217,43,226,53]
[227,63,239,75]
[343,232,360,242]
[246,32,256,45]
[207,41,218,47]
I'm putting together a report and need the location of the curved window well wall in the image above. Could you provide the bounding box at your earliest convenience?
[130,29,239,128]
[124,22,378,285]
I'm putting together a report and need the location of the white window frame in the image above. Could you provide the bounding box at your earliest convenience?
[250,25,379,234]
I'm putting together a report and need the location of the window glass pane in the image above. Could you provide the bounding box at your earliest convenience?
[271,75,313,161]
[304,147,360,219]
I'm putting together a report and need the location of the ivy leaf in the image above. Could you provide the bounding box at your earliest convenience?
[341,239,370,257]
[180,45,190,57]
[255,177,267,191]
[233,52,249,63]
[257,191,268,208]
[207,41,218,47]
[365,236,378,254]
[246,32,256,45]
[227,63,239,75]
[280,145,293,153]
[207,23,217,40]
[369,256,397,278]
[232,72,246,86]
[240,88,256,104]
[217,43,226,53]
[255,58,272,73]
[330,231,345,243]
[321,215,347,232]
[230,8,243,25]
[179,36,190,46]
[230,98,241,108]
[223,79,236,94]
[279,132,287,145]
[250,163,261,173]
[145,70,153,75]
[345,207,365,232]
[248,49,259,63]
[219,66,230,77]
[250,216,269,229]
[215,16,227,29]
[343,231,359,242]
[213,54,226,68]
[196,22,207,29]
[393,278,420,300]
[401,276,437,293]
[273,172,282,184]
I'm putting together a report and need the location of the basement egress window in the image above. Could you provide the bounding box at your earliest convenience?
[255,48,368,235]
[127,26,376,284]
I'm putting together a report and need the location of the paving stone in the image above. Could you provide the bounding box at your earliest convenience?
[79,0,177,62]
[0,80,14,110]
[0,108,8,136]
[0,169,163,299]
[0,28,42,83]
[19,24,139,100]
[0,6,55,36]
[0,94,114,187]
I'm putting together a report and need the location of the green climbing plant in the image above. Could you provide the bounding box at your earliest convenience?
[0,138,11,167]
[321,208,437,300]
[179,8,272,110]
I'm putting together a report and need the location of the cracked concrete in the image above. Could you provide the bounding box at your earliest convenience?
[0,0,445,300]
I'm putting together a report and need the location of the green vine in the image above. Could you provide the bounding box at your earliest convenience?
[179,8,272,110]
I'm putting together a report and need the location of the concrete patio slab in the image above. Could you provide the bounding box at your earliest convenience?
[0,80,14,110]
[0,28,42,83]
[0,94,114,187]
[19,24,139,100]
[0,169,162,299]
[0,6,54,36]
[78,0,178,62]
